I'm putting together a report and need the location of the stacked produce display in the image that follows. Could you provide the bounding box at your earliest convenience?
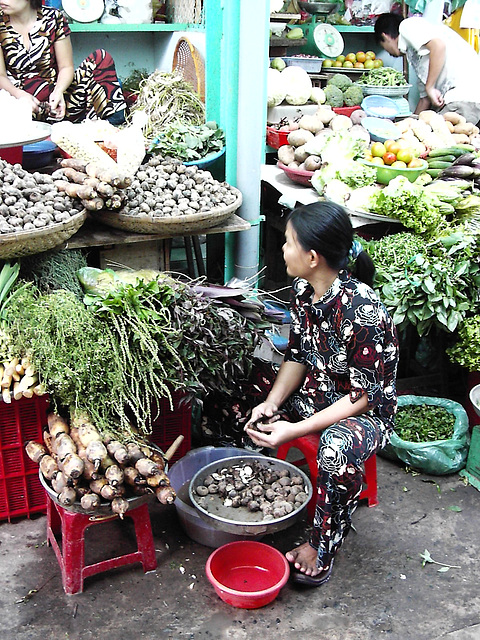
[26,411,176,514]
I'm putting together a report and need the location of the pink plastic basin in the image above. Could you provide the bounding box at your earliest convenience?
[205,541,290,609]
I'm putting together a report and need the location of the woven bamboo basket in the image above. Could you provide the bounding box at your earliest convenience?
[172,36,205,102]
[92,188,242,236]
[0,210,87,260]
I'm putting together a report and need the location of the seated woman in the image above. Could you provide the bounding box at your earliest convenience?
[0,0,126,123]
[244,202,399,586]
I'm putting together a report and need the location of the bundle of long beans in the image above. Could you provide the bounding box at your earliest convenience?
[130,71,205,145]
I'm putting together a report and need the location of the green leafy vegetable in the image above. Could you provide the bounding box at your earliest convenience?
[394,404,456,441]
[446,315,480,372]
[148,121,225,161]
[357,67,409,86]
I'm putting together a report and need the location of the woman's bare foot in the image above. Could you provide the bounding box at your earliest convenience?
[285,542,320,576]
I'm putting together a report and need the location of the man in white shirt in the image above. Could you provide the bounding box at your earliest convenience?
[374,12,480,124]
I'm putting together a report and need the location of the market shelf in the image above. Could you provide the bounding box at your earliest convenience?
[334,25,374,32]
[68,23,205,33]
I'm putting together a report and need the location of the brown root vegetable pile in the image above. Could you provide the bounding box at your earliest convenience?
[117,156,240,218]
[26,411,176,516]
[0,160,84,233]
[52,158,132,212]
[193,460,309,521]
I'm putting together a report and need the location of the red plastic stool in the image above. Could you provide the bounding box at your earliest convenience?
[46,494,157,595]
[277,434,378,521]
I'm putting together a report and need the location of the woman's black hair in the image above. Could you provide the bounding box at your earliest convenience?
[374,12,403,45]
[31,0,43,10]
[287,201,375,288]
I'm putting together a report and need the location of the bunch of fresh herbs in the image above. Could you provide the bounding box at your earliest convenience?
[363,229,480,336]
[446,315,480,372]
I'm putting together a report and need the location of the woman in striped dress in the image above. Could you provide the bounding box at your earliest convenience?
[0,0,126,123]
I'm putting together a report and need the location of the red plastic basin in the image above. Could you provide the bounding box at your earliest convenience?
[205,541,290,609]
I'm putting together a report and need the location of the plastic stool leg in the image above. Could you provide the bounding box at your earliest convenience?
[360,454,378,507]
[61,509,88,595]
[129,503,157,572]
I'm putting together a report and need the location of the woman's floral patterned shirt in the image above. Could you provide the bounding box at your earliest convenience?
[284,270,399,427]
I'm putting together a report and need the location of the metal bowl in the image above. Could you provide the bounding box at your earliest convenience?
[469,384,480,418]
[189,455,313,537]
[298,1,339,14]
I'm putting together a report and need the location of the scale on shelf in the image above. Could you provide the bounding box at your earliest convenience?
[313,23,344,58]
[62,0,105,23]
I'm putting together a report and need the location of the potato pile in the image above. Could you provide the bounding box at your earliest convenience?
[396,110,480,155]
[277,106,369,173]
[193,460,309,521]
[26,412,176,516]
[0,160,83,234]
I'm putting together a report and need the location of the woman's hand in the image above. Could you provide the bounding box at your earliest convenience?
[245,419,296,449]
[245,401,279,430]
[18,90,40,115]
[48,90,66,121]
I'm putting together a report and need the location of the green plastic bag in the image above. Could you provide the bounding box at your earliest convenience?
[380,395,470,475]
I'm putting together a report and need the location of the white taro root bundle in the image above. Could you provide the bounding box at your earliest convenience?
[25,411,176,516]
[0,355,45,404]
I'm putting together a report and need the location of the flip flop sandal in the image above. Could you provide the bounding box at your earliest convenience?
[291,563,333,587]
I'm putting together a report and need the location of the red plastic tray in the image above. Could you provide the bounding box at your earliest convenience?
[0,394,50,522]
[333,105,361,117]
[148,390,192,464]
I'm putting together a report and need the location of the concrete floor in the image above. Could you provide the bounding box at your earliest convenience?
[1,455,479,640]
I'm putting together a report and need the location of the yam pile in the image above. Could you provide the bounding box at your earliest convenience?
[26,412,176,516]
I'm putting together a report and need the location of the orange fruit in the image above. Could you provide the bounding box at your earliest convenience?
[371,156,385,165]
[356,51,366,63]
[343,60,354,68]
[322,59,333,67]
[384,139,396,151]
[365,51,376,60]
[336,55,346,62]
[388,142,401,156]
[373,59,384,68]
[364,59,375,69]
[345,52,356,63]
[333,61,343,67]
[354,62,364,68]
[391,160,407,168]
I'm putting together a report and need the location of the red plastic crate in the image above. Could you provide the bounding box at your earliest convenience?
[148,390,192,464]
[266,126,289,150]
[0,394,50,522]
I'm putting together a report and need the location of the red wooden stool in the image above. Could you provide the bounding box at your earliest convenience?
[277,434,379,521]
[46,494,157,595]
